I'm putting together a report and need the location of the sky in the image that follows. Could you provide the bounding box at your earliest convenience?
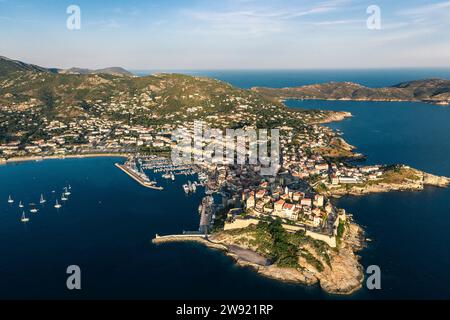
[0,0,450,70]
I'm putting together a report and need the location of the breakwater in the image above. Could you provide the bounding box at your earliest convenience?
[115,163,164,190]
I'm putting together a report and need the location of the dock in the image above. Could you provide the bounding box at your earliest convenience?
[115,163,164,190]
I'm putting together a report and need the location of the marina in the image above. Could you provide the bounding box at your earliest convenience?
[115,157,164,190]
[116,156,209,193]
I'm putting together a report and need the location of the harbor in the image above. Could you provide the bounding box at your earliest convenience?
[115,157,164,190]
[116,155,209,194]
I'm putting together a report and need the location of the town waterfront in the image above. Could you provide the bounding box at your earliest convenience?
[285,99,450,299]
[1,71,450,299]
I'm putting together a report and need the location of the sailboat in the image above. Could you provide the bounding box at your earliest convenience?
[61,193,68,201]
[7,195,14,204]
[64,187,71,196]
[40,194,46,204]
[19,201,24,208]
[30,206,38,213]
[54,199,62,209]
[21,211,30,223]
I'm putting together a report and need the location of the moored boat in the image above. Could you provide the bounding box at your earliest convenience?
[21,211,30,223]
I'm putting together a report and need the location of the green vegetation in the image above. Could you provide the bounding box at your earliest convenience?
[221,219,332,272]
[252,79,450,105]
[210,206,233,233]
[379,166,420,183]
[315,182,328,193]
[337,221,345,239]
[301,250,324,272]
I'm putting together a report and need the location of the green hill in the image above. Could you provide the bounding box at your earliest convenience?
[0,56,51,75]
[252,79,450,105]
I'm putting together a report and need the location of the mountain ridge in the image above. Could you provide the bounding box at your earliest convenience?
[0,55,133,77]
[251,78,450,105]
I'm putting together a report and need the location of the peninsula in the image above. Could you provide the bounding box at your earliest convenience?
[1,55,449,295]
[251,79,450,106]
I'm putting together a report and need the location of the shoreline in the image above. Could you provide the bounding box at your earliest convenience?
[0,153,130,165]
[152,226,365,296]
[276,96,449,106]
[327,168,450,198]
[152,235,319,287]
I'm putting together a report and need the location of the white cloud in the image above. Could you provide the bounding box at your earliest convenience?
[87,19,121,30]
[399,0,450,15]
[182,0,354,36]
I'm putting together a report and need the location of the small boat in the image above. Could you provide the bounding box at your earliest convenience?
[61,192,68,201]
[183,184,190,193]
[30,207,38,213]
[7,195,14,204]
[171,173,175,181]
[40,194,46,204]
[19,201,24,208]
[64,187,71,196]
[54,200,62,209]
[21,211,30,223]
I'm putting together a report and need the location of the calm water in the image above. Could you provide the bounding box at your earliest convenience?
[133,69,450,88]
[1,70,450,299]
[0,157,334,299]
[286,99,450,299]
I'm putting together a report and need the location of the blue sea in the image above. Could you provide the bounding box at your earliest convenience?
[1,70,450,299]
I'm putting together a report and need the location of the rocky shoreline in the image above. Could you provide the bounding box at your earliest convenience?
[327,168,450,198]
[152,222,366,296]
[284,96,449,106]
[252,79,450,106]
[211,222,365,295]
[314,111,353,124]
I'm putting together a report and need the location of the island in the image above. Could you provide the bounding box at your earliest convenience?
[1,55,449,295]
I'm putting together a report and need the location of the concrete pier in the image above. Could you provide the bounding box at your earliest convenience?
[115,163,164,190]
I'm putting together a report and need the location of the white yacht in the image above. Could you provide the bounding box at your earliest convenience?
[21,211,30,223]
[30,207,38,213]
[64,187,71,196]
[54,200,62,209]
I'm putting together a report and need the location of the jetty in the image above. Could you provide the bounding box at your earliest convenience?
[152,234,271,266]
[115,163,164,190]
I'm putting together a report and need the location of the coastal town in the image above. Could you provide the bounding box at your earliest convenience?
[2,63,450,295]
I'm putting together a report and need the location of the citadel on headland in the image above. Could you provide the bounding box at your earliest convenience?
[1,55,450,295]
